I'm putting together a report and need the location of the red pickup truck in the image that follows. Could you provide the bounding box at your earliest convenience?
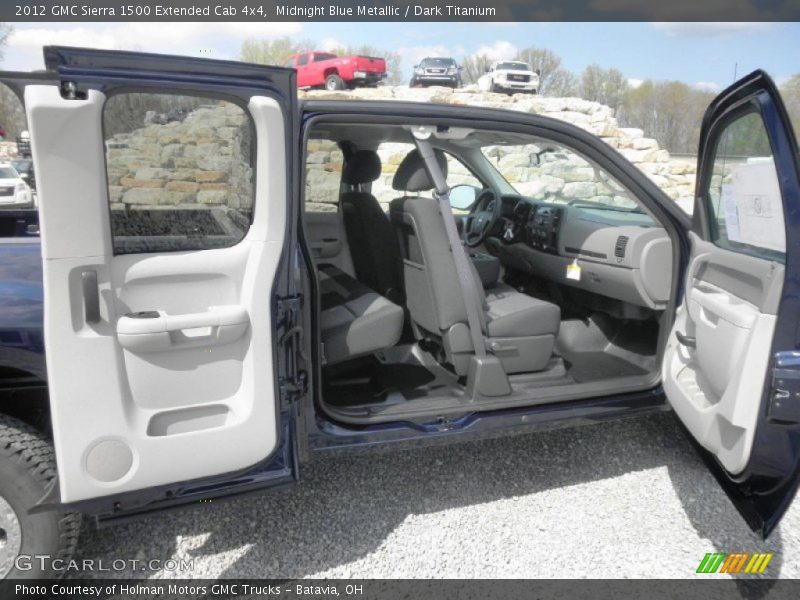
[284,51,387,90]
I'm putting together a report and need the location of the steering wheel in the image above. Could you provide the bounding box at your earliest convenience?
[463,189,500,247]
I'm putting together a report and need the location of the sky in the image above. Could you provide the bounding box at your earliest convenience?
[3,21,798,91]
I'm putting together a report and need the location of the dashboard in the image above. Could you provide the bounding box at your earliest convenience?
[490,195,672,310]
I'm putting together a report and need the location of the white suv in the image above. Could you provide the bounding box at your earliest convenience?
[478,60,540,94]
[0,162,34,208]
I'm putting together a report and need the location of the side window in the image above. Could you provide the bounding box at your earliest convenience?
[103,92,255,254]
[305,138,343,213]
[0,82,37,236]
[297,54,309,67]
[704,111,785,261]
[444,153,482,189]
[283,58,295,68]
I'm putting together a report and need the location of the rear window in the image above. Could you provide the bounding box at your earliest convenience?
[313,53,337,62]
[0,167,18,178]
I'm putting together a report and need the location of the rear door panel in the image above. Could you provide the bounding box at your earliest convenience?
[24,47,299,504]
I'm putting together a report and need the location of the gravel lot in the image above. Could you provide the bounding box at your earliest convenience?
[72,412,799,579]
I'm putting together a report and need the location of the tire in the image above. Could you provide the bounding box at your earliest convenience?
[490,82,499,93]
[0,414,81,579]
[325,74,345,91]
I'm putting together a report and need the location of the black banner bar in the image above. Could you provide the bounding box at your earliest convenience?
[2,579,800,600]
[4,0,800,22]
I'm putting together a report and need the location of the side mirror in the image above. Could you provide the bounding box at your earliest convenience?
[458,66,464,71]
[413,64,419,69]
[449,184,479,211]
[535,69,541,76]
[484,66,491,73]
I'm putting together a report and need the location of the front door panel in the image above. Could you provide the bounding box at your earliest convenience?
[663,70,800,536]
[664,235,783,474]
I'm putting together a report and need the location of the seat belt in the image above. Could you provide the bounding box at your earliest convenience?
[412,130,487,358]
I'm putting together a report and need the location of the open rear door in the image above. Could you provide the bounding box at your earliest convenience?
[663,70,800,537]
[24,46,299,508]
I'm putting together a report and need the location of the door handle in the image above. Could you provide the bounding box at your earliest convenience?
[676,331,696,348]
[81,270,101,324]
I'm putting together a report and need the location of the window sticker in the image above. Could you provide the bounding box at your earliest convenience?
[720,161,785,253]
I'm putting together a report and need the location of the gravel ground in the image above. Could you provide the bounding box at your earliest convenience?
[71,412,799,579]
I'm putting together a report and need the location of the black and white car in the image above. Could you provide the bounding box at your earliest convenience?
[479,60,540,94]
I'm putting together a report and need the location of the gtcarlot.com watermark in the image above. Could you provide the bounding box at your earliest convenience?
[14,554,194,573]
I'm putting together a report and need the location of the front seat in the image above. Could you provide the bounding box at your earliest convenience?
[389,149,560,376]
[340,150,404,304]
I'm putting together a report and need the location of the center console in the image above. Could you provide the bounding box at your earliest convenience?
[469,251,501,288]
[526,205,563,254]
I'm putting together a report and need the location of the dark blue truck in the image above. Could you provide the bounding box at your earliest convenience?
[0,47,799,580]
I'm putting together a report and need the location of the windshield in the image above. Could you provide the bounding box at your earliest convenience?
[497,62,531,71]
[0,167,19,179]
[421,58,455,68]
[480,142,646,213]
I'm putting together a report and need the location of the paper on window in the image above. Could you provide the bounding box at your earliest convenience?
[720,161,785,253]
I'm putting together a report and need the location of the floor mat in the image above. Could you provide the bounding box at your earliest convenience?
[560,351,648,383]
[324,361,437,407]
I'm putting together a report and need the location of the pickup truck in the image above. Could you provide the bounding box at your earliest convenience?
[284,50,387,90]
[0,46,799,579]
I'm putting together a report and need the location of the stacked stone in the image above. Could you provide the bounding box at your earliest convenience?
[104,101,253,212]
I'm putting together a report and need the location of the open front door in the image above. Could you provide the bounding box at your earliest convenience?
[26,47,298,506]
[663,70,800,537]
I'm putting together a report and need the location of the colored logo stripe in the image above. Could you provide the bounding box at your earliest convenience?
[696,552,773,574]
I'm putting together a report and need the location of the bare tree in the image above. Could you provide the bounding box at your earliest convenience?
[580,64,629,113]
[460,54,492,85]
[239,37,314,66]
[619,80,715,153]
[514,46,574,96]
[780,74,800,139]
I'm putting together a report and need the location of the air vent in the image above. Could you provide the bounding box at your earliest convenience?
[614,235,629,259]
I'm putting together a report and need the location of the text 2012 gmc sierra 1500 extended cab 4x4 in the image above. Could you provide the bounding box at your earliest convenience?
[0,47,798,579]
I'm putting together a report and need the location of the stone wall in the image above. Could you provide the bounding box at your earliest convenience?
[302,85,697,214]
[104,100,253,213]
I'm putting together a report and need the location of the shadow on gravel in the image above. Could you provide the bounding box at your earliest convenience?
[72,412,784,582]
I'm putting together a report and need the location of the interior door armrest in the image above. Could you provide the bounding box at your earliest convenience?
[676,331,696,348]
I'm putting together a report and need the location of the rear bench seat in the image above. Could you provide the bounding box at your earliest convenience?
[318,264,404,365]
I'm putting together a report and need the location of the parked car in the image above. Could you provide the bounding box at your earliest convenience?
[0,162,33,209]
[10,158,35,191]
[284,50,387,91]
[0,47,798,579]
[410,57,462,88]
[478,60,540,94]
[16,130,30,157]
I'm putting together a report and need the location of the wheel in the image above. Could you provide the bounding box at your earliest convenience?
[490,82,499,93]
[325,74,345,91]
[0,414,81,579]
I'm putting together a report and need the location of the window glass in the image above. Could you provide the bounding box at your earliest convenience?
[705,111,785,261]
[103,92,255,254]
[313,53,337,62]
[482,141,652,220]
[305,138,343,213]
[297,54,309,66]
[283,58,295,68]
[0,82,35,220]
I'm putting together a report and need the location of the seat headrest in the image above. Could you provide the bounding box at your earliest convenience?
[342,150,381,185]
[392,149,448,192]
